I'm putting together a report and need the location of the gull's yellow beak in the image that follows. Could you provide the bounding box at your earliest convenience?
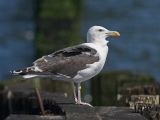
[107,31,120,37]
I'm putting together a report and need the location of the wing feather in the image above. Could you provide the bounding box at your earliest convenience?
[13,44,99,78]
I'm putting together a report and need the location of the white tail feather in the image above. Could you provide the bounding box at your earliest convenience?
[12,70,23,74]
[22,75,38,79]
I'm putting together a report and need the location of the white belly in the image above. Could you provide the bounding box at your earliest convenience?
[73,43,108,83]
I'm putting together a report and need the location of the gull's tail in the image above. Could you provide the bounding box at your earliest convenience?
[10,67,38,79]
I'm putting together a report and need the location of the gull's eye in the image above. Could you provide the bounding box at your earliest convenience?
[98,29,104,32]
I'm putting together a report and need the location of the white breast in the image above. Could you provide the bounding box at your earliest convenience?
[73,43,108,82]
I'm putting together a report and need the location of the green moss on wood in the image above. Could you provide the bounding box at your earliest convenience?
[91,70,158,106]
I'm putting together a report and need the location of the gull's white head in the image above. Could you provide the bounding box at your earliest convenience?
[87,26,120,45]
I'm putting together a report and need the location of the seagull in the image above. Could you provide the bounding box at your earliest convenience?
[11,26,120,106]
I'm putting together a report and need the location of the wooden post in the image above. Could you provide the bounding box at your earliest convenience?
[91,71,157,106]
[35,0,81,96]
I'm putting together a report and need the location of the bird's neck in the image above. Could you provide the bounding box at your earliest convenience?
[87,38,109,47]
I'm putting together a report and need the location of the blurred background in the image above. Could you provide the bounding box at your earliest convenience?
[0,0,160,106]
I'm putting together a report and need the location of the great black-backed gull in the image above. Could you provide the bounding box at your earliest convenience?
[11,26,120,106]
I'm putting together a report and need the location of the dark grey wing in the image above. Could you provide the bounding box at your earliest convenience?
[12,44,99,79]
[33,44,99,78]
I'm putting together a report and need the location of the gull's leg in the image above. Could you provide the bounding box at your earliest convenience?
[76,82,93,107]
[77,82,81,103]
[71,82,77,103]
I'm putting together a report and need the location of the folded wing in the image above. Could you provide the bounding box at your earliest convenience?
[12,44,99,79]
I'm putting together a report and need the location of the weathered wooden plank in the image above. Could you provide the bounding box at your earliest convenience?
[95,107,147,120]
[0,83,149,120]
[5,115,65,120]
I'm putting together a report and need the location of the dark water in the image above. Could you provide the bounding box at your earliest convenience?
[0,0,160,81]
[0,0,35,79]
[82,0,160,80]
